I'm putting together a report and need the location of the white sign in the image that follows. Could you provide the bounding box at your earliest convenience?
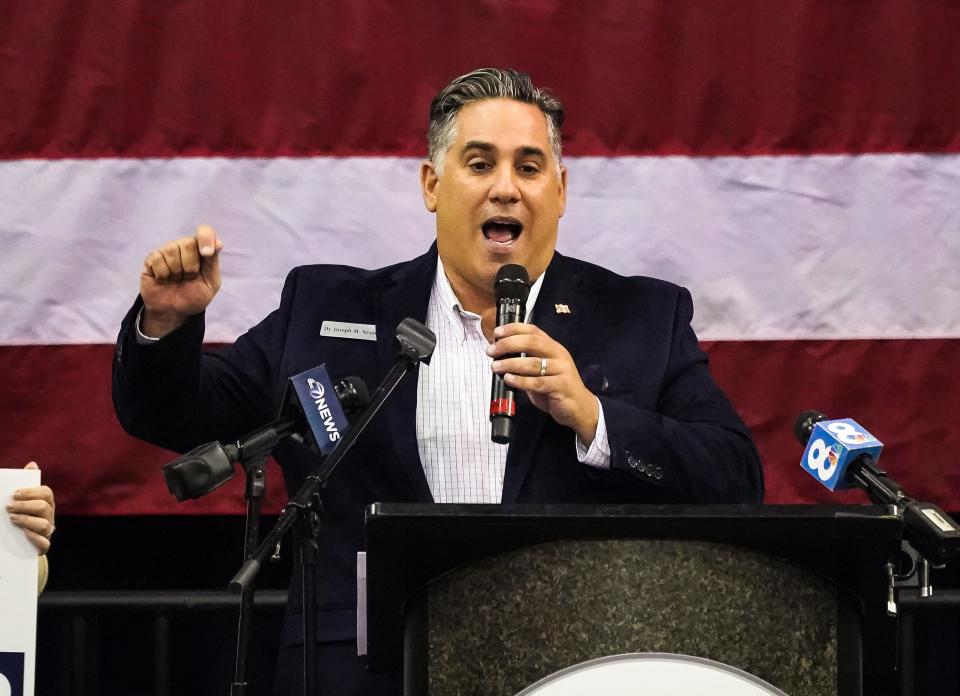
[516,653,788,696]
[356,552,367,656]
[0,468,40,696]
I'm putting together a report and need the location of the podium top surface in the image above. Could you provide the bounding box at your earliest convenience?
[367,501,901,518]
[366,502,902,542]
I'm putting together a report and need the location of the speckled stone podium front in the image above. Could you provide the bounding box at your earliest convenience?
[425,539,837,696]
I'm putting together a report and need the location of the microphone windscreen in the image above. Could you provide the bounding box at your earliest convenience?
[163,441,235,501]
[395,317,437,363]
[336,376,370,413]
[494,264,530,304]
[793,410,827,445]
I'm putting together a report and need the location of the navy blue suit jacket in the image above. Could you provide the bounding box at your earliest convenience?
[113,245,762,694]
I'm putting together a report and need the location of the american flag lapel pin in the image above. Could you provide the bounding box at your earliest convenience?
[555,303,571,314]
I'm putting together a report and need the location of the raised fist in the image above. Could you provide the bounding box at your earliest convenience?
[140,224,223,337]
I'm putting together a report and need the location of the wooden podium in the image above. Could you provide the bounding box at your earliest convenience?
[363,504,903,696]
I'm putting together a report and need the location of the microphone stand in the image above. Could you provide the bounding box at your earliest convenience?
[169,415,302,695]
[228,418,300,695]
[848,458,960,567]
[228,319,435,696]
[231,452,267,696]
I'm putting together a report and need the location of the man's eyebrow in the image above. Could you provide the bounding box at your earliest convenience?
[460,142,547,159]
[461,141,496,154]
[516,146,546,159]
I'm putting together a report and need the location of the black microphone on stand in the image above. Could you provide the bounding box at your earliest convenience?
[163,374,369,501]
[490,264,531,444]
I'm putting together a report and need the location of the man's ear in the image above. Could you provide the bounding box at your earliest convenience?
[558,163,568,218]
[420,160,439,213]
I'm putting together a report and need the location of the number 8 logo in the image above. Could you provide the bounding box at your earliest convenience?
[826,421,866,445]
[806,438,837,481]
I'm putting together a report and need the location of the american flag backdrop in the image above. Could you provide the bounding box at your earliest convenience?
[1,0,958,515]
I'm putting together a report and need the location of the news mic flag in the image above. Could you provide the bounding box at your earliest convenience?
[799,418,884,491]
[288,364,351,455]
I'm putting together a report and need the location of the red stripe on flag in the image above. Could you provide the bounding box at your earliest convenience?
[0,344,288,516]
[707,338,960,511]
[1,340,957,515]
[2,1,959,159]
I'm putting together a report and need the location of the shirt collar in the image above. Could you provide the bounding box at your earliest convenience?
[434,257,546,321]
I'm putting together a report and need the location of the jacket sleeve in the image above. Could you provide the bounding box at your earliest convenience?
[599,287,764,504]
[112,269,300,454]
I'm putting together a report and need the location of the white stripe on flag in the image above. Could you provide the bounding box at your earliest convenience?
[1,154,957,344]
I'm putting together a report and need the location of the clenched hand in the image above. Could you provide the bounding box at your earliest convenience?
[140,224,223,338]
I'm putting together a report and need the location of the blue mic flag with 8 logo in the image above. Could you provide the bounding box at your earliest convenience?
[800,418,884,491]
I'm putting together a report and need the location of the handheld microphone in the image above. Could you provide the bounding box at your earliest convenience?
[163,371,368,501]
[490,264,531,444]
[794,410,960,565]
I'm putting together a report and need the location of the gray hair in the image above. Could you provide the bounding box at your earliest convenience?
[427,68,564,175]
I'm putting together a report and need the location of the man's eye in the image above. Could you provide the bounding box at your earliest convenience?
[468,161,491,172]
[518,164,540,175]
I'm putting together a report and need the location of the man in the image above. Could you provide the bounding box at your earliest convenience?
[114,68,762,695]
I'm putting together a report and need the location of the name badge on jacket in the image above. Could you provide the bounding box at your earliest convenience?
[320,321,377,341]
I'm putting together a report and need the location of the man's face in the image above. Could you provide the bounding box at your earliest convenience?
[421,98,567,303]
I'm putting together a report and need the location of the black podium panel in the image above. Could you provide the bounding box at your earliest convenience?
[364,504,902,695]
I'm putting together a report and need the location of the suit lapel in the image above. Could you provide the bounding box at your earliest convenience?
[374,246,437,502]
[501,253,599,502]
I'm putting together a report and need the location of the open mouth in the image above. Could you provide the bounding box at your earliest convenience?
[482,218,523,244]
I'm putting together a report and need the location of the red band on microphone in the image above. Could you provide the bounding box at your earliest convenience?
[490,398,517,417]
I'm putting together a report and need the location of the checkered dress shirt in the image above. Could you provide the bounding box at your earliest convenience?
[416,259,610,503]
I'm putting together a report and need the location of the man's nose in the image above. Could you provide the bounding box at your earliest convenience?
[488,165,521,204]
